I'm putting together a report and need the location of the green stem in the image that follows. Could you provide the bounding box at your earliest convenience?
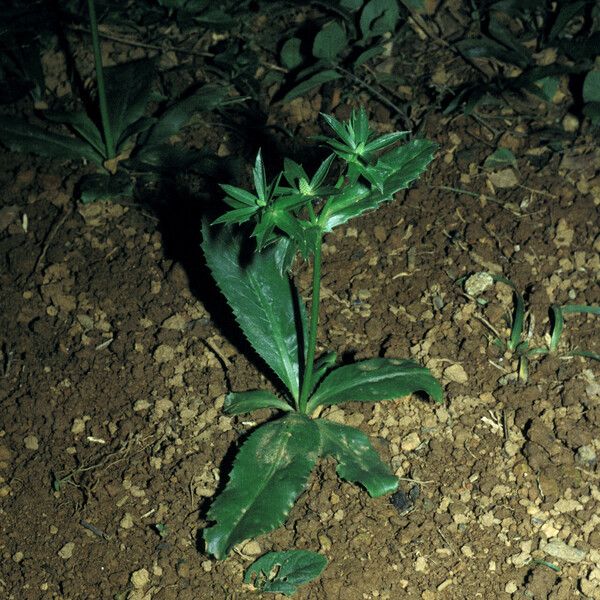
[87,0,115,159]
[299,233,323,413]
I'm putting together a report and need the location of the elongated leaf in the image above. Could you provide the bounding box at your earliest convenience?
[283,70,342,102]
[316,419,398,497]
[104,59,156,145]
[45,110,106,157]
[203,414,320,559]
[79,171,133,203]
[143,84,229,146]
[360,0,399,39]
[245,550,327,596]
[201,223,307,399]
[0,115,104,164]
[224,390,293,415]
[309,352,337,395]
[307,358,442,413]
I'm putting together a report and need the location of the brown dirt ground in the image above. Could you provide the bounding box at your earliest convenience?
[1,3,599,599]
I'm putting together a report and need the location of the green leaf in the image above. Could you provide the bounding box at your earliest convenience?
[281,37,304,70]
[583,71,600,104]
[561,304,600,316]
[548,304,564,353]
[360,0,400,39]
[456,38,526,66]
[253,150,268,204]
[45,111,106,157]
[220,184,259,207]
[143,84,229,146]
[0,115,104,165]
[224,390,293,415]
[583,102,600,125]
[79,171,133,203]
[307,358,443,413]
[313,21,347,61]
[549,0,588,41]
[201,223,307,400]
[104,59,156,146]
[483,148,517,170]
[283,70,342,102]
[354,45,384,68]
[321,181,372,230]
[316,419,398,497]
[203,414,320,559]
[309,352,337,395]
[245,550,327,596]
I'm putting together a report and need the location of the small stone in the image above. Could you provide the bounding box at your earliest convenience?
[71,418,86,434]
[443,364,468,384]
[176,561,190,578]
[401,432,421,452]
[554,218,574,248]
[24,435,39,450]
[120,513,134,529]
[130,568,150,589]
[319,534,332,552]
[561,114,579,132]
[464,272,494,296]
[488,169,518,188]
[575,445,596,467]
[461,545,474,558]
[201,560,212,572]
[504,440,520,457]
[153,344,175,363]
[415,556,428,572]
[133,400,151,412]
[541,538,586,563]
[241,540,261,556]
[12,551,24,563]
[161,314,187,331]
[58,542,75,560]
[505,581,518,594]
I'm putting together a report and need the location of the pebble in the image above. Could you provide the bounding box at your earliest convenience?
[24,435,39,451]
[153,345,175,363]
[241,540,261,556]
[505,581,518,594]
[161,314,186,331]
[133,400,151,412]
[575,445,597,467]
[176,561,190,578]
[541,538,586,563]
[12,551,24,563]
[201,560,212,573]
[58,542,75,559]
[443,364,468,384]
[488,169,518,188]
[120,513,134,529]
[130,568,150,589]
[414,556,428,572]
[401,432,421,452]
[464,271,494,296]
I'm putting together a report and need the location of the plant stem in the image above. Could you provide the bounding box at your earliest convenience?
[87,0,115,159]
[299,233,323,413]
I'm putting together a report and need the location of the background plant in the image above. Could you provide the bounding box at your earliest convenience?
[244,550,327,596]
[0,0,238,202]
[201,107,442,560]
[463,272,600,382]
[441,0,600,123]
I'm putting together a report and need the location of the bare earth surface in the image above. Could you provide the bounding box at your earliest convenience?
[1,5,599,600]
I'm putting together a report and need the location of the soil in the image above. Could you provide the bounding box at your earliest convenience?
[1,3,599,599]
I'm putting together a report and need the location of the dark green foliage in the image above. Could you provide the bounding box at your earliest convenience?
[244,550,328,596]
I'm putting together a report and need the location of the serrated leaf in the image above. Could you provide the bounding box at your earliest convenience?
[316,419,398,497]
[224,390,293,415]
[320,181,371,230]
[283,70,342,102]
[309,352,337,395]
[0,115,104,164]
[203,414,320,559]
[281,37,304,70]
[307,358,443,413]
[313,21,347,61]
[104,58,156,145]
[245,550,327,596]
[201,223,307,400]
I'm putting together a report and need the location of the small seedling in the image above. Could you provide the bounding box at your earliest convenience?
[201,107,442,560]
[463,272,599,382]
[244,550,327,596]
